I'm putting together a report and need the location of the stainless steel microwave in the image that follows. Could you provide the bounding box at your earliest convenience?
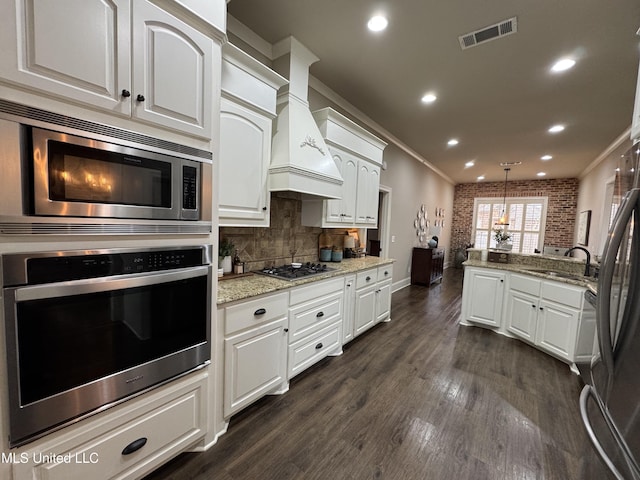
[30,127,204,221]
[0,109,212,233]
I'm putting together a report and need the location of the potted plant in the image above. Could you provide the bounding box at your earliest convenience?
[493,228,512,250]
[219,238,235,273]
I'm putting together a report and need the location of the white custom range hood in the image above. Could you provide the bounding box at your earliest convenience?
[269,37,343,199]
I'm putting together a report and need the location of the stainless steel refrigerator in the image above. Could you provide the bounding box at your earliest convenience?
[580,144,640,480]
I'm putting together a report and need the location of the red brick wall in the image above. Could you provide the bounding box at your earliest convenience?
[451,178,579,254]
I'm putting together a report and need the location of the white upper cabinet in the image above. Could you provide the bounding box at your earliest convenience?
[355,160,380,225]
[0,0,217,139]
[132,0,212,138]
[301,108,387,228]
[0,0,131,114]
[218,44,287,227]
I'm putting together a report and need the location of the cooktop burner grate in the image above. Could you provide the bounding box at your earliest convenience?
[254,263,335,280]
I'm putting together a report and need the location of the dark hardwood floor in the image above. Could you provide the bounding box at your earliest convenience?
[145,268,612,480]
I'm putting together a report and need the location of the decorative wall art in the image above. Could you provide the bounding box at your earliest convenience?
[415,205,430,245]
[577,210,591,246]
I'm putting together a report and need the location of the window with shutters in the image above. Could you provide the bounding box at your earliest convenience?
[471,197,548,253]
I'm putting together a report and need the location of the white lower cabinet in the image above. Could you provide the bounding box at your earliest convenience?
[12,371,208,480]
[222,292,288,417]
[353,265,393,339]
[461,267,506,327]
[342,274,356,344]
[464,267,595,365]
[287,277,344,379]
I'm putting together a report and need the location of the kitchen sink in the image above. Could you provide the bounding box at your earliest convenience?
[522,268,585,280]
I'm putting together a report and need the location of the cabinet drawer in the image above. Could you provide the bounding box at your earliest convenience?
[225,292,288,335]
[377,264,393,282]
[356,269,378,289]
[541,281,584,309]
[289,291,342,343]
[288,321,342,379]
[510,273,541,296]
[290,277,344,306]
[16,374,206,480]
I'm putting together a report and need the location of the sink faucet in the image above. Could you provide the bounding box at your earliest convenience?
[564,246,591,276]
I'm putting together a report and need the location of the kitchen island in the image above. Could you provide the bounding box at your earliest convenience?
[460,249,597,370]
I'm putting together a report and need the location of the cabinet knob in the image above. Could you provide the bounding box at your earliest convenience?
[539,307,544,311]
[262,206,267,211]
[122,437,147,455]
[531,304,536,308]
[366,276,371,281]
[316,311,324,318]
[500,279,504,283]
[136,94,145,102]
[254,308,266,316]
[384,271,389,276]
[121,89,131,98]
[315,343,323,350]
[284,328,289,333]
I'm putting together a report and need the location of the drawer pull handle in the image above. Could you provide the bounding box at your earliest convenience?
[316,311,324,318]
[315,343,323,350]
[122,437,147,455]
[254,308,266,316]
[366,276,371,281]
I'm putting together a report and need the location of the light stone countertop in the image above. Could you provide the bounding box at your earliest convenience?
[217,257,394,305]
[463,258,598,292]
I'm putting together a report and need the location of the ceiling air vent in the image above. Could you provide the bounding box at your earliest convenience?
[458,16,517,50]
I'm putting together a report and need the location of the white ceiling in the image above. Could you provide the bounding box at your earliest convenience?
[227,1,640,184]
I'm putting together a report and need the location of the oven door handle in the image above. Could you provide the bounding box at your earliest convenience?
[12,266,211,302]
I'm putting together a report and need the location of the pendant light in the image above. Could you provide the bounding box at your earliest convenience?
[495,167,510,226]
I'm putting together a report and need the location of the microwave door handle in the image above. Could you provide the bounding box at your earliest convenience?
[598,188,640,378]
[13,266,210,302]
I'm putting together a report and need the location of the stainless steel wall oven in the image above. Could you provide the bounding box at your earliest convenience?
[1,245,212,447]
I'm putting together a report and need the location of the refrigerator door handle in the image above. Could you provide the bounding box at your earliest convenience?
[580,385,628,480]
[598,188,640,377]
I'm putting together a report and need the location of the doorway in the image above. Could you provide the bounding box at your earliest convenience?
[365,185,392,258]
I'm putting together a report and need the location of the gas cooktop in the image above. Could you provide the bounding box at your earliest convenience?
[255,263,335,281]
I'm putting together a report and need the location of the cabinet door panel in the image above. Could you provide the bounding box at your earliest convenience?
[341,156,358,222]
[506,290,538,341]
[133,1,212,138]
[224,318,286,416]
[354,286,376,336]
[0,0,130,112]
[219,99,271,225]
[355,161,380,225]
[536,300,579,360]
[375,280,392,323]
[463,269,505,327]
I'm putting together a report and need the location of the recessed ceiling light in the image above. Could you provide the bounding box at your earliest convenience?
[548,124,565,133]
[367,15,388,32]
[421,93,437,103]
[551,58,576,73]
[447,138,459,146]
[465,161,475,168]
[541,154,553,161]
[477,175,485,181]
[537,172,546,177]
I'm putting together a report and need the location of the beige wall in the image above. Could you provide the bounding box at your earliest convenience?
[379,144,455,281]
[577,134,634,256]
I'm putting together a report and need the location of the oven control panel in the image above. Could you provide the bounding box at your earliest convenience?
[3,247,210,286]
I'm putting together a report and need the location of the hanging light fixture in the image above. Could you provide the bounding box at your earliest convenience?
[495,167,510,226]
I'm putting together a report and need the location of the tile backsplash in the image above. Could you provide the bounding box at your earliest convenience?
[219,193,358,271]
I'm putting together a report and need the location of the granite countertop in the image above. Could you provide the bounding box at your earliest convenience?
[217,257,394,305]
[463,259,598,291]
